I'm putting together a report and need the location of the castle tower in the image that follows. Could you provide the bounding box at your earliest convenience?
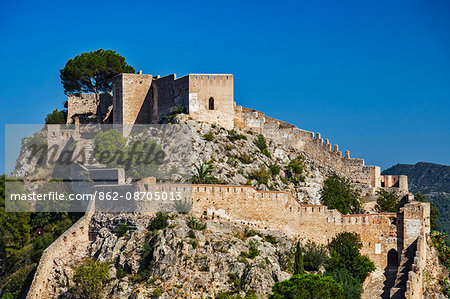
[112,72,235,130]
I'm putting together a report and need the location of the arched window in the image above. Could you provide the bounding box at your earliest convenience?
[387,249,398,267]
[209,97,214,110]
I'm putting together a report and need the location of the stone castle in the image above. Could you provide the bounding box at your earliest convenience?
[67,72,408,197]
[26,72,433,298]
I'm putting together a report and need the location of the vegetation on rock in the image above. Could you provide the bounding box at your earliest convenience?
[72,259,110,299]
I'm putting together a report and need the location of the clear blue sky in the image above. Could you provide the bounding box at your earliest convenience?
[1,0,449,173]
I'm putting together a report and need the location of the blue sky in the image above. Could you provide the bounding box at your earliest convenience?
[1,0,449,173]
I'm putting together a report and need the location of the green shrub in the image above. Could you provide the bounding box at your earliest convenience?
[325,269,363,299]
[268,164,281,176]
[187,216,207,230]
[328,232,375,282]
[116,222,129,237]
[45,108,67,124]
[152,288,163,297]
[203,131,215,141]
[227,272,242,291]
[0,264,35,298]
[431,231,450,270]
[375,189,400,213]
[293,241,305,275]
[72,259,110,299]
[288,158,304,175]
[174,199,192,214]
[148,212,169,231]
[320,175,362,215]
[191,162,219,184]
[240,241,260,259]
[93,129,126,162]
[187,230,196,239]
[270,274,344,299]
[264,234,278,245]
[254,134,267,151]
[227,130,247,142]
[237,153,253,164]
[441,276,450,297]
[303,241,329,271]
[262,148,271,158]
[248,166,271,186]
[168,104,185,123]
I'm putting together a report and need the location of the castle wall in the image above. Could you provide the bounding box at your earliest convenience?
[191,184,398,269]
[67,93,112,124]
[405,231,427,299]
[26,201,95,299]
[188,74,234,130]
[234,105,399,193]
[152,74,189,123]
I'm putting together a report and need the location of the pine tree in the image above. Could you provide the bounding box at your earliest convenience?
[293,241,305,275]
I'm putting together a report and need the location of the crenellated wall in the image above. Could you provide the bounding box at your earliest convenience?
[26,182,430,298]
[191,184,399,268]
[234,105,409,193]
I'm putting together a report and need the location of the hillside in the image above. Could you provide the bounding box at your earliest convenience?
[382,162,450,194]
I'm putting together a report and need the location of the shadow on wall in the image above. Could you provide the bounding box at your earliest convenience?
[381,248,399,298]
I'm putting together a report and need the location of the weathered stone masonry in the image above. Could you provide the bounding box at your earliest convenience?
[26,184,430,299]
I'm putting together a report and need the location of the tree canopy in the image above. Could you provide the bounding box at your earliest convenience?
[375,189,400,213]
[45,108,66,124]
[270,274,344,299]
[328,232,375,283]
[60,49,135,96]
[320,174,361,215]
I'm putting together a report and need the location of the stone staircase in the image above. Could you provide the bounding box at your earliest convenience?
[389,243,417,298]
[74,139,104,168]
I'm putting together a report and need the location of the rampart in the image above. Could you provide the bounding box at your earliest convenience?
[26,182,429,298]
[234,105,408,193]
[26,201,95,299]
[190,184,399,268]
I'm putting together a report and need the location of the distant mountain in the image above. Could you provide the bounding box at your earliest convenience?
[382,162,450,194]
[382,162,450,240]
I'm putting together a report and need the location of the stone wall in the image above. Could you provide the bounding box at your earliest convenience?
[191,184,399,268]
[26,201,95,299]
[113,73,153,126]
[152,74,189,123]
[26,182,430,298]
[405,231,427,299]
[67,93,112,124]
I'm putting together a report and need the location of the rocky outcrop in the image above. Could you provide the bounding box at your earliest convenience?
[44,213,294,298]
